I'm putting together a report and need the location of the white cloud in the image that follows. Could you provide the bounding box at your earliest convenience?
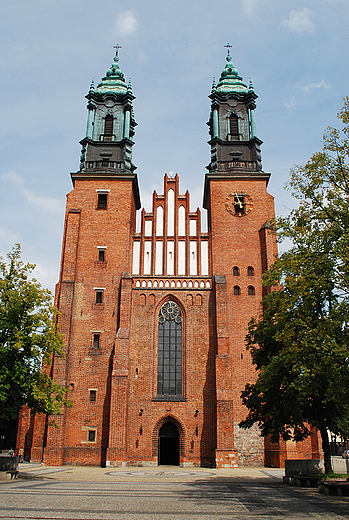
[2,171,64,213]
[115,11,138,36]
[281,8,315,34]
[284,97,296,109]
[2,171,24,187]
[22,190,63,213]
[32,263,58,292]
[297,79,331,92]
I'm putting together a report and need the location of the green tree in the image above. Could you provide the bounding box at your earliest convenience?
[0,245,67,432]
[240,98,349,475]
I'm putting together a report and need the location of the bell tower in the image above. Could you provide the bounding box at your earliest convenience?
[204,49,278,467]
[39,50,141,466]
[206,48,262,176]
[76,47,139,192]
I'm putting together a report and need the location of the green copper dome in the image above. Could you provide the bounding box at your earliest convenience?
[214,55,248,95]
[95,55,128,95]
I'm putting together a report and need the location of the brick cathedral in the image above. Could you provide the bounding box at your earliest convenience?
[17,50,321,468]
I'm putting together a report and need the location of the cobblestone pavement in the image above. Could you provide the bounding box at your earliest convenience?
[1,465,349,519]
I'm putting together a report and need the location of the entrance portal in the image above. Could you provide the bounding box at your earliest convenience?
[158,421,179,465]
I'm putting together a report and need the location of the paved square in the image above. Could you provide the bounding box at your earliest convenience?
[1,466,349,519]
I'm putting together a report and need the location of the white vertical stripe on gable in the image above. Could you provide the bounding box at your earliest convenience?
[178,205,185,236]
[167,189,175,236]
[201,241,209,275]
[189,241,197,275]
[189,219,197,236]
[143,241,152,275]
[178,241,186,275]
[132,241,140,275]
[167,241,174,275]
[144,220,152,236]
[155,241,163,275]
[156,206,163,236]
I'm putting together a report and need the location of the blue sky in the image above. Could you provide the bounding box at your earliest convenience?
[0,0,347,291]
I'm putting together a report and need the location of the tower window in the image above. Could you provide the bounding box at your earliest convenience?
[229,114,239,140]
[89,390,96,402]
[233,286,241,295]
[97,193,108,209]
[233,266,240,276]
[95,291,103,304]
[248,286,255,295]
[98,249,105,262]
[247,266,254,276]
[104,115,114,141]
[157,300,182,398]
[93,334,100,349]
[88,430,96,442]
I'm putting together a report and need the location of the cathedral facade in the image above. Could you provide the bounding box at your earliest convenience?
[17,51,321,468]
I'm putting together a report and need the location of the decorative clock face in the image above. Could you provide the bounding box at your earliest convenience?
[225,192,253,217]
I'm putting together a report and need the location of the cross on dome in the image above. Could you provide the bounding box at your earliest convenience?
[113,44,122,57]
[224,43,232,56]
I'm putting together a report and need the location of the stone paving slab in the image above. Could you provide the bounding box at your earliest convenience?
[14,464,284,482]
[1,478,349,519]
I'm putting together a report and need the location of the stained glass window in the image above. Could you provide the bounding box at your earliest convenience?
[158,301,182,397]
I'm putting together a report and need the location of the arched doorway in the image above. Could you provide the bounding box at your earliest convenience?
[158,421,179,465]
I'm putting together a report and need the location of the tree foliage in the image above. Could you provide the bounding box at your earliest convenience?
[240,98,349,474]
[0,245,67,429]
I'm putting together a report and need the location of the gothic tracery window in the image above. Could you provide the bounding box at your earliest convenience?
[157,300,182,397]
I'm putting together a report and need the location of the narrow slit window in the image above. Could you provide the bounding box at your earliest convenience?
[88,430,96,442]
[97,193,108,209]
[98,250,105,262]
[93,334,100,349]
[89,390,96,402]
[95,291,103,304]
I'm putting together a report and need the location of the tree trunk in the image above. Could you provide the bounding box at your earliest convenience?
[319,423,332,474]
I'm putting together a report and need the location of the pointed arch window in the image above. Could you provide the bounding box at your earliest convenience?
[229,114,239,140]
[157,301,182,399]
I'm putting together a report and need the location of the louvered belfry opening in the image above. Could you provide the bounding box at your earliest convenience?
[229,113,239,140]
[104,115,114,141]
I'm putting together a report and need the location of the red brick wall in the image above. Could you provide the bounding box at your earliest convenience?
[206,176,278,465]
[17,171,323,468]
